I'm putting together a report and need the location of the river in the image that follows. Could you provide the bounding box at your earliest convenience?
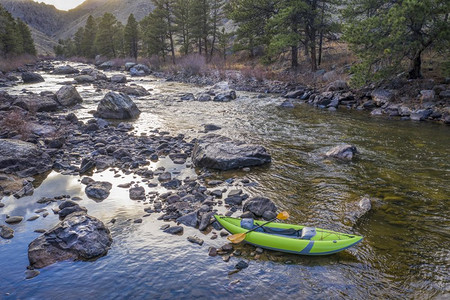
[0,62,449,299]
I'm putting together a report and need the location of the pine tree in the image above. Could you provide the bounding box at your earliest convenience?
[82,15,97,58]
[209,0,225,58]
[189,0,211,55]
[124,14,140,60]
[343,0,450,84]
[74,27,85,56]
[95,13,119,58]
[173,0,192,55]
[141,10,169,59]
[0,5,20,56]
[226,0,275,58]
[17,18,36,56]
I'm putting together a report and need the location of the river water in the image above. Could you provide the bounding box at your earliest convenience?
[1,62,449,299]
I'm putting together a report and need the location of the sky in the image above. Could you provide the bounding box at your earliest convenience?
[33,0,85,11]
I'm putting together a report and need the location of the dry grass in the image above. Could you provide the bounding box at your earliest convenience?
[0,109,33,140]
[0,54,38,72]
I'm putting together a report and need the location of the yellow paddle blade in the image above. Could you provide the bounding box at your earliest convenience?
[227,233,246,244]
[277,211,289,220]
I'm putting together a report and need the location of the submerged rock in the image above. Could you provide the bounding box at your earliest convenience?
[129,186,146,200]
[95,91,141,119]
[28,211,112,269]
[325,144,357,160]
[192,134,271,170]
[344,197,373,227]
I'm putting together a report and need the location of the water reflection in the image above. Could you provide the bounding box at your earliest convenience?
[1,61,449,298]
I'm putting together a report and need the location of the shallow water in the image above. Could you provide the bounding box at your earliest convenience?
[1,62,449,299]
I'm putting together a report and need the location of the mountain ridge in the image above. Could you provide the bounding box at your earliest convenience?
[0,0,154,54]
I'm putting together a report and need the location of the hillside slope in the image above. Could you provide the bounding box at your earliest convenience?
[0,0,154,54]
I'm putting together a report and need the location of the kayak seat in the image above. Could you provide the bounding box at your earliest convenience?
[261,226,300,237]
[240,218,302,237]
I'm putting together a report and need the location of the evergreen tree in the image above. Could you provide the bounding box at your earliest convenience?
[343,0,450,85]
[95,13,119,58]
[141,9,169,59]
[189,0,211,55]
[82,15,97,58]
[0,5,20,56]
[17,18,36,56]
[217,27,232,60]
[74,27,85,56]
[226,0,276,58]
[124,14,140,60]
[209,0,226,58]
[173,0,192,55]
[148,0,176,63]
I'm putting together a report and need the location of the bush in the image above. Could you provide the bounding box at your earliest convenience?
[0,109,33,140]
[177,54,207,76]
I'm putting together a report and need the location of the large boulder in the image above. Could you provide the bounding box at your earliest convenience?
[56,85,83,106]
[192,134,271,170]
[28,211,112,269]
[22,72,44,83]
[13,95,59,112]
[0,139,51,176]
[243,197,277,217]
[95,92,141,119]
[53,65,79,75]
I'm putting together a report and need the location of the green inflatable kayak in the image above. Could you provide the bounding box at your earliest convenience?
[215,215,363,255]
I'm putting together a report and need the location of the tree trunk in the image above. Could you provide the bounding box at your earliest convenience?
[291,45,298,69]
[409,50,423,79]
[318,1,325,66]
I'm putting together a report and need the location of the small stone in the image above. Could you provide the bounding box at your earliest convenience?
[220,231,229,237]
[187,236,204,246]
[255,247,264,254]
[0,225,14,239]
[208,247,218,256]
[0,203,5,208]
[164,226,184,235]
[235,260,249,270]
[25,269,40,279]
[210,234,218,240]
[160,224,170,230]
[242,167,251,172]
[5,216,23,224]
[228,269,240,276]
[34,229,46,233]
[232,250,241,256]
[134,219,143,223]
[222,255,231,262]
[221,243,233,252]
[27,215,40,221]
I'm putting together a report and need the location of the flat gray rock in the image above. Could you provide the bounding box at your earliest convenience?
[192,134,271,170]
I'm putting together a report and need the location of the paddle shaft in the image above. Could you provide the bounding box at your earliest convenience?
[243,218,277,235]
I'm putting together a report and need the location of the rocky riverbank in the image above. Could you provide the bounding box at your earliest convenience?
[1,60,377,276]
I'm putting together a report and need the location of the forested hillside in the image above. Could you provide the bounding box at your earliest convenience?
[53,0,449,85]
